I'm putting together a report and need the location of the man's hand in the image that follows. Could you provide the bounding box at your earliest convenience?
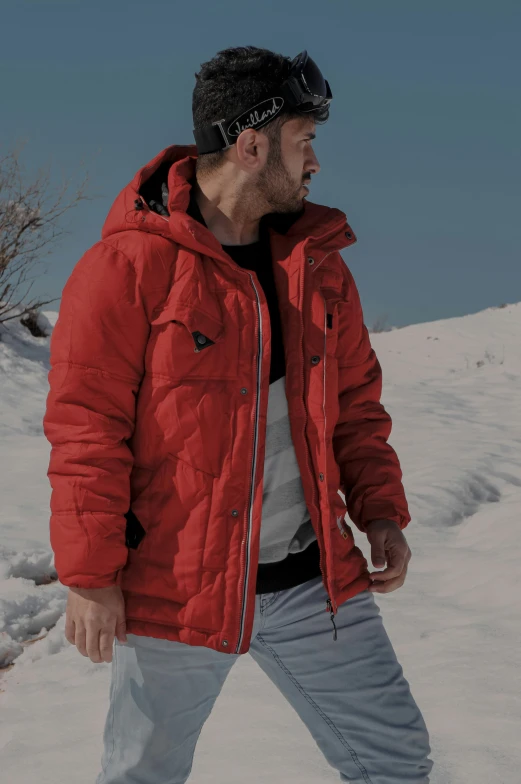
[366,519,411,594]
[64,585,127,663]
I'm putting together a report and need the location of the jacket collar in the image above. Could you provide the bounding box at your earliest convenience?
[101,145,356,261]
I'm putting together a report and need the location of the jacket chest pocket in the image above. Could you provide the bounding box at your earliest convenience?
[321,290,343,357]
[147,290,240,380]
[317,268,344,359]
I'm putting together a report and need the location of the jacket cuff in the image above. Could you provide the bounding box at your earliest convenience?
[354,504,410,534]
[59,572,121,590]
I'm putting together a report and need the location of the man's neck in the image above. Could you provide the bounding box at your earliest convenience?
[193,178,263,246]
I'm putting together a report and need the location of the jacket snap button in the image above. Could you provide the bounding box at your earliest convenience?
[196,334,207,345]
[307,256,315,265]
[311,355,321,365]
[231,509,239,517]
[319,473,324,481]
[345,231,353,239]
[240,388,248,395]
[222,640,229,647]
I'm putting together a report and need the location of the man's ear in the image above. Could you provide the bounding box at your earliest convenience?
[235,129,269,171]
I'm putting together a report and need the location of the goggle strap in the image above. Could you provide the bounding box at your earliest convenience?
[193,121,233,155]
[194,93,288,155]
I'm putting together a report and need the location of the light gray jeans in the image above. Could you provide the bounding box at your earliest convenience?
[96,577,433,783]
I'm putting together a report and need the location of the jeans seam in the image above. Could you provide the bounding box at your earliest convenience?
[100,640,119,777]
[256,634,373,784]
[262,591,280,612]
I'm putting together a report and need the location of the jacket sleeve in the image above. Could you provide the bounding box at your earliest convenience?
[43,241,150,588]
[332,262,410,533]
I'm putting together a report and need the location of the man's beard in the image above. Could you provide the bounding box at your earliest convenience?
[256,146,307,214]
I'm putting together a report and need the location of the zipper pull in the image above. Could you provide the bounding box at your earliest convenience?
[326,598,338,642]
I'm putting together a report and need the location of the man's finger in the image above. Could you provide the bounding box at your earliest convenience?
[369,547,407,581]
[99,630,115,663]
[369,564,402,581]
[370,540,387,569]
[115,615,127,644]
[75,625,88,657]
[369,574,406,593]
[64,616,75,645]
[369,566,408,594]
[86,624,103,664]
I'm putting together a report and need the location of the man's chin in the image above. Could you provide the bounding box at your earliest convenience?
[265,191,307,215]
[270,203,303,215]
[286,193,308,212]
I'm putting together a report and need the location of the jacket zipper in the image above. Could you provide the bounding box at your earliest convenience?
[301,252,339,641]
[322,290,337,640]
[326,598,338,640]
[317,248,343,636]
[235,273,263,654]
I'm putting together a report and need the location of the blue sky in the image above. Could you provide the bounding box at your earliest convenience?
[2,0,520,328]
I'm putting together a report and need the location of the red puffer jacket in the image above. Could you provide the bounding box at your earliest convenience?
[44,145,410,654]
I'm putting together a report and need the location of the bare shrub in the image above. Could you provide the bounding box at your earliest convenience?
[0,142,89,325]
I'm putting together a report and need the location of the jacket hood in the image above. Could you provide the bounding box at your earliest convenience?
[101,145,356,259]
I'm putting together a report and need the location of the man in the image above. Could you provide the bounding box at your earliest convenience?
[44,47,433,783]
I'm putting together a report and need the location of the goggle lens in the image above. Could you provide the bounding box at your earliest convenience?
[291,51,333,110]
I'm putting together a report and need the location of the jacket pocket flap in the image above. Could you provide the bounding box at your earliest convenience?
[317,269,344,303]
[151,300,224,344]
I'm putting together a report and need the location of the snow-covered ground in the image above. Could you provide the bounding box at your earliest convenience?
[1,303,520,783]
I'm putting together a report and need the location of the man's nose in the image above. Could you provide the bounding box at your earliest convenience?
[307,150,320,175]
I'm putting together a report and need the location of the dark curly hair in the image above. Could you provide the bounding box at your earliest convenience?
[192,46,329,175]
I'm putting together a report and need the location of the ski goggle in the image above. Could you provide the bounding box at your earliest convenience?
[193,51,332,155]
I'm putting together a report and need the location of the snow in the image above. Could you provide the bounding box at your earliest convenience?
[1,303,520,783]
